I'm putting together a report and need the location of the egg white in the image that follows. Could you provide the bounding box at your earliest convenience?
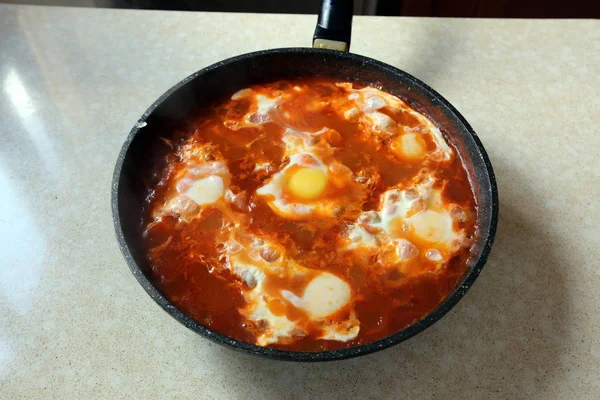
[154,161,231,220]
[256,153,330,219]
[223,232,359,346]
[256,127,362,220]
[345,177,466,267]
[335,83,453,161]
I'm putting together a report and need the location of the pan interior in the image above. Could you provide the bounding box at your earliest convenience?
[114,48,497,360]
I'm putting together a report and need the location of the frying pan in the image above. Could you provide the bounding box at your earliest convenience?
[111,0,498,361]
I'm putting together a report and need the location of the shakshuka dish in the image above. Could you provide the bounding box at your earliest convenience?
[142,78,478,351]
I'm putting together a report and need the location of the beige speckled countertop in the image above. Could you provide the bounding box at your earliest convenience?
[0,4,598,399]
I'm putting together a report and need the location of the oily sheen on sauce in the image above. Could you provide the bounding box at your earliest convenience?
[142,78,478,352]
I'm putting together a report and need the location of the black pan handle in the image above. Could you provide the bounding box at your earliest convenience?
[313,0,354,52]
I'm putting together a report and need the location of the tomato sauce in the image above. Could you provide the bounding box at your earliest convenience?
[142,77,478,351]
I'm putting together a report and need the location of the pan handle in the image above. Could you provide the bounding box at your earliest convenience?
[313,0,354,52]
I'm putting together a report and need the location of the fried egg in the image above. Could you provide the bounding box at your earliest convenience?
[335,83,453,161]
[256,128,364,220]
[223,231,359,346]
[152,143,231,220]
[344,176,468,275]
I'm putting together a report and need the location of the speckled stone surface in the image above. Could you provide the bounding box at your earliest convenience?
[0,4,598,399]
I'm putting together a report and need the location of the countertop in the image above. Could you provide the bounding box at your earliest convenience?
[0,4,598,399]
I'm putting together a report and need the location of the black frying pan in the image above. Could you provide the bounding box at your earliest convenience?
[112,0,498,361]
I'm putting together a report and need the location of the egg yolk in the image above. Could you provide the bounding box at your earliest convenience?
[281,272,351,318]
[185,175,224,205]
[393,133,426,159]
[287,167,327,200]
[410,210,455,247]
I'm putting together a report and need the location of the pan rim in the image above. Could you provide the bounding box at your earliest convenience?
[111,47,498,362]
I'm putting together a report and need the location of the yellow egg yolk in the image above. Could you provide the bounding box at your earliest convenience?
[392,133,426,160]
[287,167,327,200]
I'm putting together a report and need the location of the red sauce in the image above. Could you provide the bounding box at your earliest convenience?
[142,78,478,351]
